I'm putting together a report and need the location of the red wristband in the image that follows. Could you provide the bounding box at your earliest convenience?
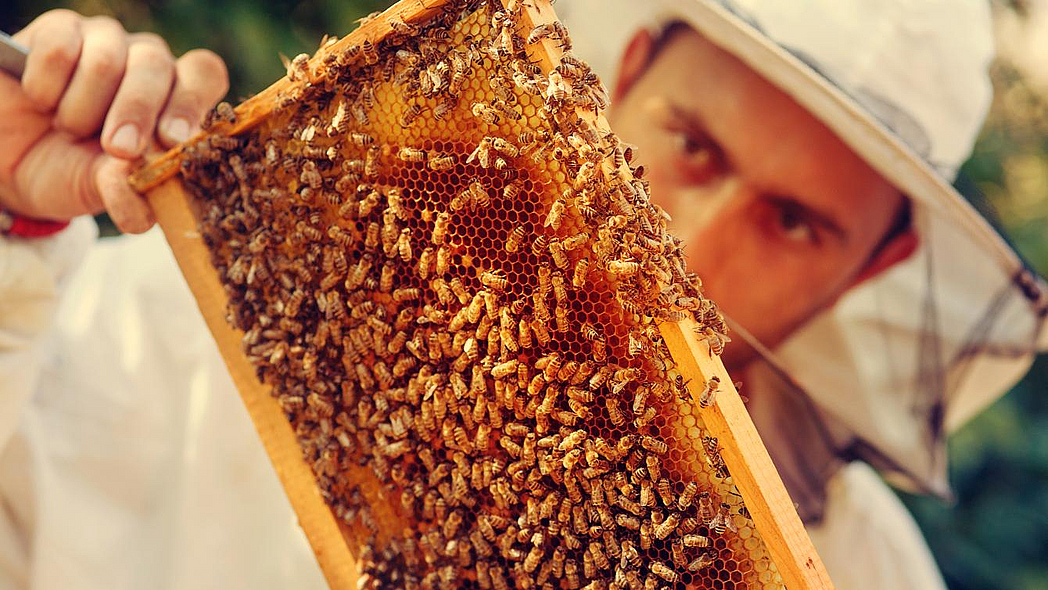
[0,210,70,238]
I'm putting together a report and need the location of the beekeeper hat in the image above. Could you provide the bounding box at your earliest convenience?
[559,0,1048,500]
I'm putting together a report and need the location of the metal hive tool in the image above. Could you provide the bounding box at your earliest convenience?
[129,1,835,589]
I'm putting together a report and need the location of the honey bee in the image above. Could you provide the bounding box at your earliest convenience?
[348,132,374,147]
[283,52,310,81]
[702,435,729,478]
[645,561,679,586]
[336,43,361,67]
[607,259,640,278]
[710,503,738,535]
[400,103,423,127]
[472,102,501,125]
[592,336,607,363]
[678,482,699,510]
[544,197,566,230]
[398,146,426,163]
[341,157,366,176]
[364,145,381,178]
[528,21,570,47]
[505,226,526,254]
[641,435,668,455]
[493,98,522,121]
[327,100,350,137]
[382,213,400,256]
[605,398,626,427]
[351,100,370,125]
[468,181,490,207]
[392,356,417,379]
[425,212,450,246]
[467,137,494,168]
[550,272,569,305]
[362,38,379,65]
[503,180,522,200]
[429,153,456,171]
[653,512,679,540]
[299,161,322,189]
[417,247,434,279]
[435,245,451,276]
[431,278,453,306]
[358,189,381,217]
[698,375,720,408]
[390,17,420,36]
[490,137,519,157]
[480,270,509,292]
[564,560,580,590]
[548,239,569,269]
[684,552,714,574]
[523,546,543,574]
[397,228,413,262]
[492,359,518,379]
[683,533,711,549]
[449,278,470,305]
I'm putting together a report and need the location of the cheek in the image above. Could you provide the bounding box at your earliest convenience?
[642,165,680,219]
[678,217,826,346]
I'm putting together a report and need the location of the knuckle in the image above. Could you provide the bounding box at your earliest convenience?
[55,112,98,138]
[38,9,82,28]
[134,32,170,52]
[183,49,229,84]
[22,83,54,109]
[85,49,125,81]
[88,15,126,35]
[40,39,80,72]
[133,43,175,71]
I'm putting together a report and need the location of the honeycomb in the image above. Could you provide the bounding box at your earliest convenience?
[176,1,785,588]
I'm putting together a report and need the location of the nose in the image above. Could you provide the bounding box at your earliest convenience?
[663,174,748,238]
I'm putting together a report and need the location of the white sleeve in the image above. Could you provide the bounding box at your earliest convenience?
[0,218,98,453]
[807,461,948,590]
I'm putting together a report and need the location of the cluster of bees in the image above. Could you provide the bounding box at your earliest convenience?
[180,1,777,589]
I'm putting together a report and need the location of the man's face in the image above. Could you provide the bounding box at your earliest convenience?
[608,27,909,372]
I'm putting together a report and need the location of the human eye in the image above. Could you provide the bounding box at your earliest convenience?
[769,199,820,246]
[667,127,721,181]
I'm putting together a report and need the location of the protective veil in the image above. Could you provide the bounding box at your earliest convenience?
[559,0,1048,516]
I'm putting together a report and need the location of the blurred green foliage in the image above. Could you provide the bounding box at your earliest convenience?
[1,1,1046,588]
[900,57,1048,590]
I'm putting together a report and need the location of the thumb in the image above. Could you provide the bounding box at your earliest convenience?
[12,134,155,234]
[94,155,155,234]
[11,133,106,219]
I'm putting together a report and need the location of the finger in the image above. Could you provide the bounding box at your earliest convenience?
[15,10,84,112]
[53,16,129,139]
[8,132,105,219]
[94,156,155,234]
[100,34,176,158]
[157,49,230,147]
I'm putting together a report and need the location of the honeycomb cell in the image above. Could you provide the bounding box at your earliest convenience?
[178,1,771,589]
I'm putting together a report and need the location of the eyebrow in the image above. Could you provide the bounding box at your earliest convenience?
[665,102,849,246]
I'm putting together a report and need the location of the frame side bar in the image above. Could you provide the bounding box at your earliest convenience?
[660,319,835,590]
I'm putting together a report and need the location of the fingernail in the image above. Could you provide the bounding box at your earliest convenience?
[111,124,140,155]
[164,117,191,143]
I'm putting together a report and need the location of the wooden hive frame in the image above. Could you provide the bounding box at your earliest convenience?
[129,1,834,588]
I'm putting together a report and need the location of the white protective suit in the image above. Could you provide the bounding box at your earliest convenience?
[0,220,948,590]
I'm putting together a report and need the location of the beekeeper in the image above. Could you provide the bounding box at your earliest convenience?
[0,3,1045,590]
